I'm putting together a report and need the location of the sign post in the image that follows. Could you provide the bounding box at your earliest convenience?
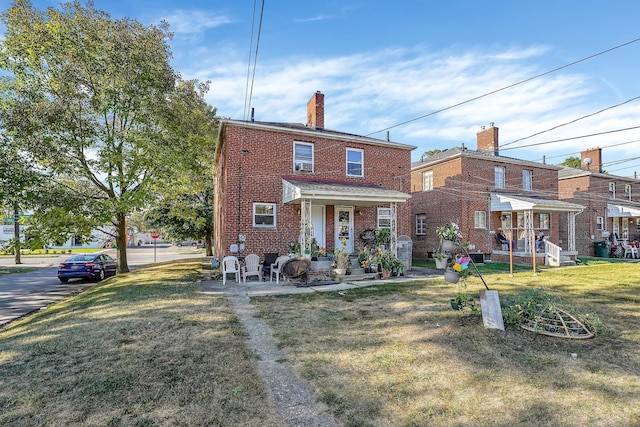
[151,231,160,263]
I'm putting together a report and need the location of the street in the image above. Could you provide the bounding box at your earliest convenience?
[0,245,207,326]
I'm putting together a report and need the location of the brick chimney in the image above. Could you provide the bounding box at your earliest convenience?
[581,147,602,172]
[306,91,324,130]
[477,124,499,155]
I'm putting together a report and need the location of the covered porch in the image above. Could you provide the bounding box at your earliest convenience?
[491,193,584,265]
[607,202,640,244]
[282,177,411,259]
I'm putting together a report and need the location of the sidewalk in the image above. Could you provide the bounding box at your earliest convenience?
[200,267,440,427]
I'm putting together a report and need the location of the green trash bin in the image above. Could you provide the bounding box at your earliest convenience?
[594,241,609,257]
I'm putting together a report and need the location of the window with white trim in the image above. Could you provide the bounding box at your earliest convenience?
[523,170,532,191]
[609,182,615,199]
[613,217,620,238]
[625,184,632,201]
[346,148,364,177]
[377,207,392,229]
[474,211,487,229]
[495,166,505,189]
[422,170,433,191]
[596,216,603,231]
[253,203,276,228]
[293,141,314,172]
[539,213,550,230]
[415,214,426,235]
[623,218,629,239]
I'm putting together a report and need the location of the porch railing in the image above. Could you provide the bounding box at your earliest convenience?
[545,241,561,266]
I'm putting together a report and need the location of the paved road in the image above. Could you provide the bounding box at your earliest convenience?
[0,245,207,327]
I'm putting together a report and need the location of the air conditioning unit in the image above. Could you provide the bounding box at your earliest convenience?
[297,162,313,172]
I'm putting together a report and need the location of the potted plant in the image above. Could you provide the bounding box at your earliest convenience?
[433,251,448,269]
[333,237,351,275]
[436,223,462,252]
[371,247,398,278]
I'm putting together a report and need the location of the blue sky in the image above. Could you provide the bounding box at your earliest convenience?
[8,1,640,177]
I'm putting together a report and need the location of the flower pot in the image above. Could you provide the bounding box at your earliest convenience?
[442,240,458,252]
[435,258,448,269]
[381,268,391,279]
[334,268,346,275]
[444,269,460,284]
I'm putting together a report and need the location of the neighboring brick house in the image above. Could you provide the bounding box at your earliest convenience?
[558,147,640,256]
[410,125,584,265]
[213,92,415,259]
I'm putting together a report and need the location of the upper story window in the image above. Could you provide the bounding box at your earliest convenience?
[539,213,550,230]
[415,214,426,235]
[253,203,276,228]
[294,141,314,172]
[474,211,487,229]
[346,148,364,177]
[609,182,616,199]
[377,207,392,229]
[523,170,532,191]
[495,166,506,189]
[422,170,433,191]
[625,184,632,201]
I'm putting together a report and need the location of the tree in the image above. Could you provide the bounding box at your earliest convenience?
[420,149,442,160]
[0,0,217,272]
[560,156,581,168]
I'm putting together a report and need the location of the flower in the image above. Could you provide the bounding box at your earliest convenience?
[436,223,463,242]
[333,238,351,269]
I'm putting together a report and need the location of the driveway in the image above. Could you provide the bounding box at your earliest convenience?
[0,245,206,327]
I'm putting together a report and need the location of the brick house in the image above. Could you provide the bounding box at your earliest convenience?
[558,147,640,256]
[410,125,584,265]
[213,92,414,259]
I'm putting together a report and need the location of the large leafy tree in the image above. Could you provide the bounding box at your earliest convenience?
[560,156,581,168]
[0,0,217,272]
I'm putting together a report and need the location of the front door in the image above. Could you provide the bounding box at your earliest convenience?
[335,206,354,253]
[311,205,326,250]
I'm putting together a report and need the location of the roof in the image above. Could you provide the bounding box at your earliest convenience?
[559,166,640,182]
[491,193,584,212]
[607,202,640,218]
[411,147,561,171]
[282,177,411,206]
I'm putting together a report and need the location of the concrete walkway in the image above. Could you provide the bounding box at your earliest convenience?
[200,268,440,427]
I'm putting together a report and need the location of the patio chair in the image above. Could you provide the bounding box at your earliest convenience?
[262,252,279,277]
[242,253,263,283]
[270,255,291,284]
[622,243,639,259]
[221,256,240,285]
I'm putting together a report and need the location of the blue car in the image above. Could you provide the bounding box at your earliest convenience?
[58,254,117,283]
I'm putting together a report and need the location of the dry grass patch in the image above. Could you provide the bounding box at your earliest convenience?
[0,260,281,426]
[253,264,640,427]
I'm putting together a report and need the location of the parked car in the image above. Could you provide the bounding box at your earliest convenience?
[174,239,203,247]
[57,254,117,283]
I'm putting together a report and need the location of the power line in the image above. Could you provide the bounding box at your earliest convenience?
[500,95,640,148]
[365,36,640,137]
[243,0,266,121]
[536,139,640,162]
[500,125,640,151]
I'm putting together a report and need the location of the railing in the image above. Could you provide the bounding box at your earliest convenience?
[545,241,561,266]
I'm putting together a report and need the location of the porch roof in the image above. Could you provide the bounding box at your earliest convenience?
[608,202,640,218]
[282,177,411,206]
[491,193,584,213]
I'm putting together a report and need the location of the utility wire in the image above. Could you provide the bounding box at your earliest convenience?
[500,125,640,151]
[243,0,265,121]
[501,95,640,148]
[536,139,640,162]
[243,1,257,121]
[365,36,640,137]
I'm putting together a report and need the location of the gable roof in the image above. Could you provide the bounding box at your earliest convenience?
[559,166,640,182]
[411,147,561,171]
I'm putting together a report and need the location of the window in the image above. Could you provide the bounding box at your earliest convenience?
[415,214,426,235]
[625,184,632,201]
[522,170,532,191]
[346,148,364,177]
[622,218,629,239]
[494,166,505,189]
[609,182,615,199]
[596,216,604,231]
[613,217,620,238]
[293,141,314,172]
[539,213,550,230]
[422,170,433,191]
[253,203,276,228]
[377,207,392,229]
[474,211,487,229]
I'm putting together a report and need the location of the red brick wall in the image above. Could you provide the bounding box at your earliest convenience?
[215,123,412,257]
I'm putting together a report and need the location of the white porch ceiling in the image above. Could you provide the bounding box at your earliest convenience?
[491,193,584,213]
[607,203,640,218]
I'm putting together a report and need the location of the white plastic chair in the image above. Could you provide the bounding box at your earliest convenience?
[221,256,240,285]
[270,255,290,284]
[622,243,639,259]
[242,254,263,283]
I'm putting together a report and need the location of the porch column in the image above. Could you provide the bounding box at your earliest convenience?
[568,211,576,252]
[300,199,313,257]
[523,209,534,254]
[390,202,398,257]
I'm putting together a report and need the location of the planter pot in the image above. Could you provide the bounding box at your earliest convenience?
[334,268,347,275]
[442,240,459,252]
[435,258,448,269]
[381,268,391,279]
[444,269,460,284]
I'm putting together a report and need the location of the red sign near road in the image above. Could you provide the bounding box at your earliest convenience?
[151,232,160,239]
